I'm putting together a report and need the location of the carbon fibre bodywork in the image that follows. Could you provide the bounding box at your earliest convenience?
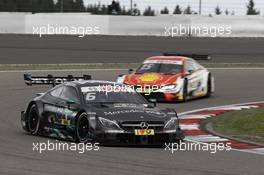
[21,80,184,144]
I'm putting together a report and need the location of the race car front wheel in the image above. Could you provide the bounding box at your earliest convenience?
[28,104,40,135]
[75,112,92,143]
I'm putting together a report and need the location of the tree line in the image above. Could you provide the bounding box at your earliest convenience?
[0,0,260,16]
[161,0,260,15]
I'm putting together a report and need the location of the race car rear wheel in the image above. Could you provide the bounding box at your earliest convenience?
[206,74,212,97]
[75,112,92,143]
[181,79,188,102]
[28,104,40,135]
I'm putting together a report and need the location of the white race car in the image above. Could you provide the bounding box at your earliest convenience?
[117,53,215,102]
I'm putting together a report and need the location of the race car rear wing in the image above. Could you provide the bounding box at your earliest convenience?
[163,53,211,60]
[24,74,91,87]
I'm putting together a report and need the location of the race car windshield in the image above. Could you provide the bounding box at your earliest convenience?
[81,86,147,104]
[136,63,182,74]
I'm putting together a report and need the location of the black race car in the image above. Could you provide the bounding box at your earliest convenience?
[21,74,184,144]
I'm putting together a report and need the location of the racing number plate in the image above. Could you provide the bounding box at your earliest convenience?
[134,129,155,136]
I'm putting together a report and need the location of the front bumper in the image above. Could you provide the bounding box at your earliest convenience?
[94,129,184,145]
[141,92,183,102]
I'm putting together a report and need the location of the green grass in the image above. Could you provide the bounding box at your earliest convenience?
[204,107,264,144]
[1,63,264,71]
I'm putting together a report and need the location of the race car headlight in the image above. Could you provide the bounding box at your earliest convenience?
[116,75,125,84]
[164,117,178,129]
[98,117,122,130]
[158,84,180,93]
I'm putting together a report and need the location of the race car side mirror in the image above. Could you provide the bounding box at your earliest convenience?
[149,98,157,107]
[185,70,193,76]
[36,93,44,97]
[66,99,75,109]
[188,69,194,74]
[128,68,134,74]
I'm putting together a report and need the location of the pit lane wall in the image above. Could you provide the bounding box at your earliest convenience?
[0,12,264,37]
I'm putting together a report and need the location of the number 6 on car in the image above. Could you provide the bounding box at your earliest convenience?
[21,75,184,145]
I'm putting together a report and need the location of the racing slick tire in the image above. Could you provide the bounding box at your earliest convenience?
[181,79,188,102]
[75,112,93,143]
[28,104,41,135]
[205,74,212,97]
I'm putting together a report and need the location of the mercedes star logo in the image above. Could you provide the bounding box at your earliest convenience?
[140,122,149,129]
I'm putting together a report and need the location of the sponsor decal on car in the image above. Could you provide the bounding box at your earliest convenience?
[143,60,183,65]
[134,129,155,136]
[61,119,71,125]
[138,73,161,82]
[103,109,167,118]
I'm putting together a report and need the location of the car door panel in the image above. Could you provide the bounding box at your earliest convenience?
[55,86,80,126]
[185,61,205,96]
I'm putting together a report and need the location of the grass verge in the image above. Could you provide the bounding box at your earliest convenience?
[1,63,264,71]
[202,107,264,145]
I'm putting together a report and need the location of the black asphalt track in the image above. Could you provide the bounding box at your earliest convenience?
[0,69,263,175]
[0,35,264,64]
